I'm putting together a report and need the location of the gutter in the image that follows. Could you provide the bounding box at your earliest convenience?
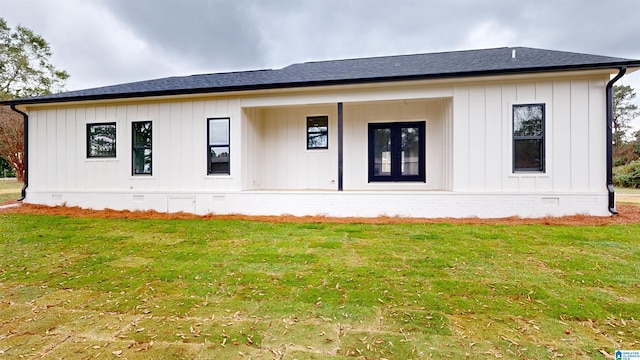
[9,104,28,201]
[605,66,627,214]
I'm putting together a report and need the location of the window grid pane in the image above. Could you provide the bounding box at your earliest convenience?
[132,121,152,175]
[87,123,116,158]
[209,119,230,146]
[133,148,152,175]
[514,139,543,170]
[513,104,543,136]
[307,116,328,149]
[208,118,230,175]
[513,104,544,172]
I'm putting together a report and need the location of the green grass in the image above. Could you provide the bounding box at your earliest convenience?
[1,215,639,358]
[617,187,640,194]
[0,180,21,204]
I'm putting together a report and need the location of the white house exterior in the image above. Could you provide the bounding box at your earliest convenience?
[5,47,640,218]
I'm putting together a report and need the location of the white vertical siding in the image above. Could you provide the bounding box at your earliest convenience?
[256,105,337,190]
[64,108,77,190]
[570,80,591,191]
[552,81,572,190]
[154,102,172,188]
[533,82,554,192]
[74,108,86,190]
[28,98,247,197]
[24,72,611,217]
[452,86,470,190]
[449,76,608,193]
[468,85,487,190]
[442,99,453,190]
[588,79,607,191]
[180,102,195,189]
[484,86,503,191]
[45,109,57,188]
[500,83,519,192]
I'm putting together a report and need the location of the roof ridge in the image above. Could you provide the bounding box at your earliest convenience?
[187,68,275,77]
[285,47,517,68]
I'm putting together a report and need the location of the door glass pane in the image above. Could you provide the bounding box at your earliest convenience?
[374,128,391,176]
[401,127,419,175]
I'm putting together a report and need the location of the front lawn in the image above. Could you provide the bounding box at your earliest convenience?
[0,180,21,204]
[0,214,638,358]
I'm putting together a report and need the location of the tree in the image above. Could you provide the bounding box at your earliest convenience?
[612,84,640,158]
[0,17,69,182]
[0,106,23,180]
[0,153,15,177]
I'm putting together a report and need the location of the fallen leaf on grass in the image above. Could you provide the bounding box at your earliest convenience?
[598,349,614,359]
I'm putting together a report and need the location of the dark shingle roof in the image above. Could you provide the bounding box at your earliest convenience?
[5,47,640,105]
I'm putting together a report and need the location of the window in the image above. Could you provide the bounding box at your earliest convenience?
[368,121,425,182]
[132,121,152,175]
[307,116,328,149]
[513,104,545,172]
[207,118,230,175]
[87,122,116,158]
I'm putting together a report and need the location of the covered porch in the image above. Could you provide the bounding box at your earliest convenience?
[240,98,454,193]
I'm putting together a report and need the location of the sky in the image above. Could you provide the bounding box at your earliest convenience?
[2,0,640,126]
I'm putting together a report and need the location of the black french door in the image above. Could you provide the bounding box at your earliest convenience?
[368,121,425,182]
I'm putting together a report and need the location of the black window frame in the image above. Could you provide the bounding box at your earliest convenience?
[368,121,426,182]
[207,117,230,175]
[86,122,117,158]
[306,115,329,150]
[132,120,152,176]
[512,103,545,172]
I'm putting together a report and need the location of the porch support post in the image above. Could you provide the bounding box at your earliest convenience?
[337,102,343,191]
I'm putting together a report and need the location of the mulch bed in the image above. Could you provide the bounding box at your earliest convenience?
[1,202,640,226]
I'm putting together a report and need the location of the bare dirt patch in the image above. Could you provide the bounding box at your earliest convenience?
[1,202,639,225]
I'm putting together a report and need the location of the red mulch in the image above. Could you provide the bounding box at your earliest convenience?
[1,202,640,225]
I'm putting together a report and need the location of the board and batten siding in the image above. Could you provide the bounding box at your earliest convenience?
[249,105,338,190]
[28,98,246,194]
[23,71,611,217]
[451,76,607,193]
[341,99,452,191]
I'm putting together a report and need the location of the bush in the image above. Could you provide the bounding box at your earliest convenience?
[613,160,640,188]
[0,157,15,178]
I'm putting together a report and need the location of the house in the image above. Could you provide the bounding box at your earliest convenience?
[4,47,640,218]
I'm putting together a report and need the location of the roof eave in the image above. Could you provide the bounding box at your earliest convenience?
[4,61,640,106]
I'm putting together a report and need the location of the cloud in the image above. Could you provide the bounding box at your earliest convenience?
[2,0,640,94]
[97,0,264,72]
[461,21,517,50]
